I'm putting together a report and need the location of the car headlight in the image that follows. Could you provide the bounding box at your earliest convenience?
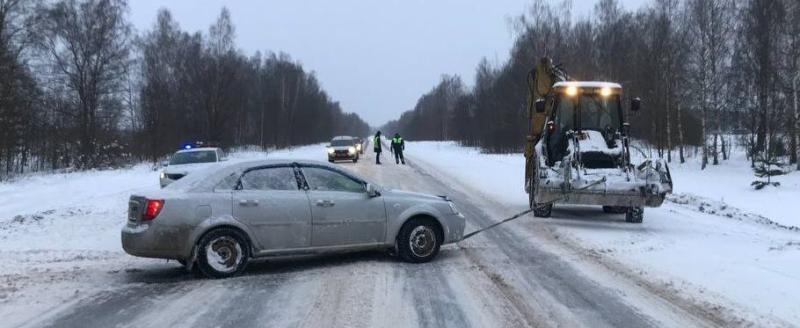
[448,201,460,215]
[348,147,356,154]
[160,171,166,179]
[327,148,335,154]
[356,144,362,150]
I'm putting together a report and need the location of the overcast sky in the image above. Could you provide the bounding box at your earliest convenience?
[128,0,646,126]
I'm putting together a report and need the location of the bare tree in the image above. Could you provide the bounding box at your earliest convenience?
[34,0,132,168]
[685,0,734,169]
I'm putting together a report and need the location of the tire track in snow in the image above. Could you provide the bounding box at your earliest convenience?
[354,149,472,328]
[403,159,658,327]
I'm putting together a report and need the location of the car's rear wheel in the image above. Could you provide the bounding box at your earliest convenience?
[397,218,441,263]
[196,228,250,278]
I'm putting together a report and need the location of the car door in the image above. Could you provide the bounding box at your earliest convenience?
[299,165,386,247]
[232,165,312,251]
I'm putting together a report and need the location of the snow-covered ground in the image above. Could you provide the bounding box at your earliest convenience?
[404,141,800,325]
[0,145,324,326]
[2,140,798,326]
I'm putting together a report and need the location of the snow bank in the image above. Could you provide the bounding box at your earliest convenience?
[0,144,327,256]
[404,141,800,324]
[668,150,800,228]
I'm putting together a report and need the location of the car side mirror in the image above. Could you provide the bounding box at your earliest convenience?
[630,97,641,112]
[366,183,380,197]
[220,157,228,162]
[622,122,631,135]
[161,161,169,167]
[534,99,546,113]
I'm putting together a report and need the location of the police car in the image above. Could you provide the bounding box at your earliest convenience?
[160,143,227,188]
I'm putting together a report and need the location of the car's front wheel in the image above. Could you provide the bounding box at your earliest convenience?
[397,218,441,263]
[196,228,250,278]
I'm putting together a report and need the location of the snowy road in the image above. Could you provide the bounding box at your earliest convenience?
[1,144,792,327]
[1,149,732,328]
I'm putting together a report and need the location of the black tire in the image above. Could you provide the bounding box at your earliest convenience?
[353,158,358,163]
[397,218,442,263]
[196,228,250,278]
[625,207,644,223]
[603,206,627,214]
[328,159,334,163]
[533,203,552,217]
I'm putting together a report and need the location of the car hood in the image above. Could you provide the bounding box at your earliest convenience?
[383,189,447,202]
[163,162,216,175]
[328,146,354,150]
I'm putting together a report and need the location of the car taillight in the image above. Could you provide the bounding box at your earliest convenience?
[142,199,164,221]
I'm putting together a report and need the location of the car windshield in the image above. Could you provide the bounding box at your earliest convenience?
[169,150,217,165]
[330,139,354,147]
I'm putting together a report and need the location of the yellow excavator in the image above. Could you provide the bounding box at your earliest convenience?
[524,57,672,223]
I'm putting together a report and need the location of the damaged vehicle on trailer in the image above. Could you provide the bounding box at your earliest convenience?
[524,58,672,223]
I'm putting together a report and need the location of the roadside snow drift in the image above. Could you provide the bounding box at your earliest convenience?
[405,141,800,325]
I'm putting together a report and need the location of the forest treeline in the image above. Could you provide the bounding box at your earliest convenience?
[0,0,370,178]
[382,0,800,170]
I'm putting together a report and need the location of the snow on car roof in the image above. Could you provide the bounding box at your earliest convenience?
[553,81,622,89]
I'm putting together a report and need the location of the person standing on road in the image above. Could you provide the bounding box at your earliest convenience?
[373,131,383,164]
[391,133,405,164]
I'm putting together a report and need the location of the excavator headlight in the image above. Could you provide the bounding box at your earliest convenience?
[565,86,578,97]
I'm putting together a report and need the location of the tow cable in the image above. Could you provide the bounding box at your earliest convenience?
[460,208,535,241]
[458,178,607,241]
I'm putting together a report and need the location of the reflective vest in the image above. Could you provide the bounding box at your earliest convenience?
[392,137,403,145]
[374,136,381,151]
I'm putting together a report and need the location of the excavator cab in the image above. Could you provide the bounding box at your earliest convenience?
[524,59,672,223]
[543,82,624,168]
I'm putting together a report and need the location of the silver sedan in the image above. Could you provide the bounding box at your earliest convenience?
[122,160,466,278]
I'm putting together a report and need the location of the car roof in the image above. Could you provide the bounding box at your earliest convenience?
[552,81,622,89]
[175,147,221,154]
[223,159,345,170]
[331,136,354,141]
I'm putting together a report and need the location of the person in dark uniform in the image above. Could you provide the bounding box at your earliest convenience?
[373,131,382,164]
[391,133,405,164]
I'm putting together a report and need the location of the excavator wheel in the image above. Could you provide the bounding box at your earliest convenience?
[602,206,627,214]
[533,203,552,218]
[528,159,552,217]
[625,207,644,223]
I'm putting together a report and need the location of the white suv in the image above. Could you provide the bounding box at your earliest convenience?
[160,147,226,187]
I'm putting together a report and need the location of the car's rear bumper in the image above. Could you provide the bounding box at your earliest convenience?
[121,221,192,260]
